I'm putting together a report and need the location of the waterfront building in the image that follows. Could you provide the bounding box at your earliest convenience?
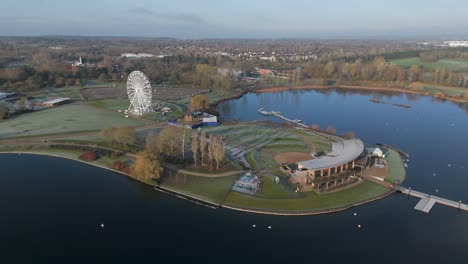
[286,139,366,192]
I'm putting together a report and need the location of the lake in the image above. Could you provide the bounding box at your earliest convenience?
[1,89,468,262]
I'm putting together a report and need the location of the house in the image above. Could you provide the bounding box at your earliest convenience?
[366,147,384,158]
[42,98,71,108]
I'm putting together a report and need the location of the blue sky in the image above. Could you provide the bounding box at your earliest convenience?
[1,0,467,38]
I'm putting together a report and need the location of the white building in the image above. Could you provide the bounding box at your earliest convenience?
[71,56,83,67]
[121,53,155,59]
[366,147,384,158]
[443,41,468,47]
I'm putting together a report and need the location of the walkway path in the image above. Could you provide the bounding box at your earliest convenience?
[395,186,468,212]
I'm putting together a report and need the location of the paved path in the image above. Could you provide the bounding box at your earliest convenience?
[174,168,244,178]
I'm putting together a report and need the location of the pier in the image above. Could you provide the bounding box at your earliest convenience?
[395,186,467,213]
[257,108,309,128]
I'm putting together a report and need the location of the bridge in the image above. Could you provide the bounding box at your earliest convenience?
[394,186,467,213]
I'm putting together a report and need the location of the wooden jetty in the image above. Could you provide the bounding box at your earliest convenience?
[395,186,467,213]
[258,108,309,128]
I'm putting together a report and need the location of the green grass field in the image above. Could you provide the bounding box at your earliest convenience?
[87,99,185,121]
[390,57,468,70]
[385,149,407,183]
[161,173,241,204]
[223,180,390,213]
[0,104,144,138]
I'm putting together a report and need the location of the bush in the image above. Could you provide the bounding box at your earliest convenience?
[434,91,446,99]
[79,151,98,161]
[112,161,131,175]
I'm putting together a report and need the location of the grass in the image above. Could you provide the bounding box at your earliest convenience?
[29,86,83,100]
[0,104,144,138]
[161,173,241,204]
[0,145,130,170]
[224,180,390,213]
[390,57,468,70]
[385,149,407,184]
[410,82,468,97]
[86,99,186,122]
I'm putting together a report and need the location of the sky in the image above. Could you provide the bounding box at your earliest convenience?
[1,0,468,39]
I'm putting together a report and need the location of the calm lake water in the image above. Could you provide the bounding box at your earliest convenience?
[1,89,468,262]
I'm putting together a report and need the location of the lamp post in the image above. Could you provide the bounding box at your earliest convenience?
[408,187,411,200]
[458,200,462,215]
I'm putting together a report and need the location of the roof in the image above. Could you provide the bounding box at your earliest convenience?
[298,139,364,170]
[43,98,70,105]
[366,147,383,154]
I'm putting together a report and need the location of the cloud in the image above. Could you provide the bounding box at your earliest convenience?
[129,8,204,23]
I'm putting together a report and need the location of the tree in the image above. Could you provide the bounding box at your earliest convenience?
[325,61,336,78]
[208,134,214,167]
[132,151,163,182]
[191,94,210,110]
[145,133,159,156]
[199,130,207,165]
[157,125,188,159]
[0,105,9,120]
[100,127,116,145]
[211,135,225,170]
[16,97,27,112]
[326,126,337,134]
[311,124,320,130]
[114,126,136,149]
[342,131,356,139]
[191,131,199,167]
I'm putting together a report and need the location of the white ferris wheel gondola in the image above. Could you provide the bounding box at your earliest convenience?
[126,71,154,116]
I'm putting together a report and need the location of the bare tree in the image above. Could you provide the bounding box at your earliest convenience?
[326,126,337,135]
[114,126,136,149]
[208,134,214,167]
[100,127,115,145]
[200,130,207,165]
[145,132,159,156]
[157,125,188,159]
[211,136,225,170]
[191,131,199,167]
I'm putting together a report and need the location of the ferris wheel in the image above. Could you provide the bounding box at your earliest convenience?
[126,71,153,115]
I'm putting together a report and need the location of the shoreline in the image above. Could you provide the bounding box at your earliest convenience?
[252,84,468,104]
[0,150,399,216]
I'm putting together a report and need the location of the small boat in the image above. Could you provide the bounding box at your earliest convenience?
[292,119,303,123]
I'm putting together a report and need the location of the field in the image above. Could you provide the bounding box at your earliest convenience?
[390,57,468,70]
[223,180,390,213]
[0,104,145,138]
[384,149,407,183]
[86,99,185,121]
[80,86,210,100]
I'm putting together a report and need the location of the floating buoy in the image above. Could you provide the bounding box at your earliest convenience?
[448,164,451,167]
[100,223,105,228]
[357,224,362,228]
[268,226,272,229]
[354,213,357,216]
[436,189,439,193]
[252,224,256,228]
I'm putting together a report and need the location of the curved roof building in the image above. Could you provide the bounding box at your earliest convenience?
[298,139,364,171]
